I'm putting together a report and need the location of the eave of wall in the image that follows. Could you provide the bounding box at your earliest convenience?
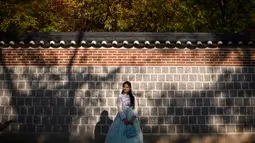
[0,32,254,48]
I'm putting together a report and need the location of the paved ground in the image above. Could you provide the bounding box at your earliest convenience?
[0,133,255,143]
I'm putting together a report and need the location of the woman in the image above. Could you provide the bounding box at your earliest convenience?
[105,81,143,143]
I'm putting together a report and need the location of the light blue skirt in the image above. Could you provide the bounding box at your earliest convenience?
[105,107,144,143]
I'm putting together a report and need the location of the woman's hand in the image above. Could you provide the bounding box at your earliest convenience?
[123,118,129,125]
[128,116,136,125]
[128,119,134,125]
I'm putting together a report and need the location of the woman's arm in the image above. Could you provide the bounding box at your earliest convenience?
[117,95,129,125]
[129,95,139,124]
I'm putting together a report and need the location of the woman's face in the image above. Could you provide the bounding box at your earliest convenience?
[123,83,131,94]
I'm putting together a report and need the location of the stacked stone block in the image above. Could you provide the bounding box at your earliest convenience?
[0,66,254,137]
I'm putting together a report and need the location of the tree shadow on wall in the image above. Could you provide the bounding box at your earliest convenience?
[1,32,255,143]
[141,50,255,143]
[0,32,120,143]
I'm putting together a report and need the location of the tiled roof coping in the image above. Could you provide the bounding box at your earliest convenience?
[0,32,254,48]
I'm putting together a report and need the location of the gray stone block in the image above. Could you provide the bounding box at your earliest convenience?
[183,107,192,115]
[218,83,226,89]
[146,67,153,73]
[151,75,157,81]
[125,67,131,73]
[152,125,159,133]
[177,67,183,73]
[183,67,190,73]
[91,99,98,106]
[140,67,146,73]
[181,75,188,81]
[148,83,155,90]
[207,107,215,115]
[85,108,93,116]
[136,91,144,98]
[110,82,118,89]
[136,74,143,81]
[192,67,199,73]
[142,108,150,115]
[88,67,94,73]
[58,67,66,73]
[156,82,163,90]
[149,117,158,124]
[132,67,140,73]
[163,83,170,90]
[143,74,150,81]
[110,107,117,116]
[15,67,23,73]
[161,90,168,98]
[132,82,139,90]
[173,117,180,124]
[171,83,178,90]
[195,98,202,106]
[216,107,224,115]
[169,67,176,73]
[102,82,110,89]
[163,99,170,106]
[94,67,102,73]
[28,67,37,74]
[153,91,160,98]
[145,91,152,98]
[128,74,135,81]
[166,75,173,81]
[160,126,167,133]
[175,91,184,97]
[147,99,154,106]
[181,116,188,124]
[155,67,161,73]
[193,107,201,115]
[142,125,151,133]
[140,83,147,90]
[18,82,26,89]
[175,107,183,115]
[162,67,168,73]
[168,125,176,133]
[158,75,165,81]
[139,99,147,106]
[159,108,166,115]
[188,116,196,125]
[187,83,194,90]
[195,83,203,89]
[151,107,158,115]
[0,74,4,81]
[218,125,226,133]
[213,67,221,73]
[174,75,180,81]
[155,99,162,106]
[107,99,114,106]
[164,116,172,124]
[235,98,243,106]
[158,117,164,124]
[177,99,186,106]
[179,83,186,90]
[51,67,58,73]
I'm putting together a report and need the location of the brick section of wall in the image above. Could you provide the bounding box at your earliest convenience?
[1,48,255,66]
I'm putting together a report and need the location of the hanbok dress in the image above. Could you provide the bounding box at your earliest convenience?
[105,93,144,143]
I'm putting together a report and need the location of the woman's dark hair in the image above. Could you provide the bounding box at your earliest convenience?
[121,81,135,109]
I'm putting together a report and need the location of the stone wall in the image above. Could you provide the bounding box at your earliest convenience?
[0,48,255,143]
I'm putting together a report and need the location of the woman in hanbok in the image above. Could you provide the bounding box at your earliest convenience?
[105,81,144,143]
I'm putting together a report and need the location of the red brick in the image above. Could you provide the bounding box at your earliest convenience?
[1,48,255,66]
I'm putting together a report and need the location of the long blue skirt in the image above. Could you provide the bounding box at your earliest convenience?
[105,107,144,143]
